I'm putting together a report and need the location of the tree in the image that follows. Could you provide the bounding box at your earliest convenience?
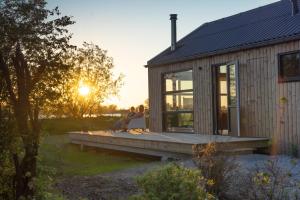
[0,67,16,200]
[0,0,74,199]
[97,104,118,115]
[50,42,123,118]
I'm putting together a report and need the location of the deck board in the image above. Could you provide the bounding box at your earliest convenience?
[69,131,269,158]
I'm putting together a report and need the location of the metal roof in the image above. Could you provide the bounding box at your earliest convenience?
[147,0,300,67]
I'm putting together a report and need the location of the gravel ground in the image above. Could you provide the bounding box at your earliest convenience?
[56,155,300,200]
[236,154,300,179]
[55,162,164,200]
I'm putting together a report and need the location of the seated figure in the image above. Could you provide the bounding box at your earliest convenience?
[112,105,145,132]
[130,105,144,119]
[112,106,135,131]
[123,105,145,131]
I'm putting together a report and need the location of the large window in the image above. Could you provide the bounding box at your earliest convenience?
[279,51,300,82]
[163,70,193,132]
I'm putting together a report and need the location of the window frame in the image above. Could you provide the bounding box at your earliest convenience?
[161,69,194,133]
[278,50,300,83]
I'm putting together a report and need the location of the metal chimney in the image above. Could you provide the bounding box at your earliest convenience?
[291,0,299,15]
[170,14,177,51]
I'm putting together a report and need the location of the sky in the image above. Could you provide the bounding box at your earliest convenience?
[47,0,278,109]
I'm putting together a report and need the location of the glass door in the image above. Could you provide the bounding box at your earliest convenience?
[216,65,229,135]
[213,62,240,136]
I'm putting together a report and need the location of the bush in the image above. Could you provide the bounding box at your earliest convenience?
[0,110,17,200]
[193,143,239,199]
[130,164,215,200]
[34,162,65,200]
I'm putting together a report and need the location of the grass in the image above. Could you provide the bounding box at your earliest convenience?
[39,117,154,177]
[39,134,154,177]
[41,116,120,135]
[37,117,154,198]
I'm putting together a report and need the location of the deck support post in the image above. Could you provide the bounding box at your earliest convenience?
[80,144,84,151]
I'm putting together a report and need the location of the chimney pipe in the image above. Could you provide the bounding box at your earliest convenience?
[291,0,299,15]
[170,14,177,51]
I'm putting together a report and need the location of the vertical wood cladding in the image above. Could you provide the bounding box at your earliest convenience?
[148,40,300,153]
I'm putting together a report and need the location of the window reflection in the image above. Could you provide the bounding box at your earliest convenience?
[165,92,193,111]
[163,70,193,132]
[165,113,193,131]
[219,81,227,94]
[279,52,300,82]
[165,70,193,92]
[220,96,228,108]
[216,65,229,132]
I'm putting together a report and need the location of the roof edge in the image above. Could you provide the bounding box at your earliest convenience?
[145,34,300,68]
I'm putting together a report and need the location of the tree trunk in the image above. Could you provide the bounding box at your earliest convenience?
[13,100,40,200]
[14,144,38,200]
[14,120,39,199]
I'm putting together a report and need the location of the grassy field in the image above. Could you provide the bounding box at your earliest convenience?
[41,116,120,135]
[39,135,154,177]
[39,117,154,178]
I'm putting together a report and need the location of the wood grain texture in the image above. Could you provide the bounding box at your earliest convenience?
[148,40,300,153]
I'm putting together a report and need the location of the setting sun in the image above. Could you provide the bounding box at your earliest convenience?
[78,85,90,96]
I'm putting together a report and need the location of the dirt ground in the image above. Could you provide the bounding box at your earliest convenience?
[55,162,163,200]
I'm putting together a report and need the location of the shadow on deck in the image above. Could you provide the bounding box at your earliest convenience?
[69,131,269,160]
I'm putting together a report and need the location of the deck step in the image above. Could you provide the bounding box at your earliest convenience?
[221,148,255,155]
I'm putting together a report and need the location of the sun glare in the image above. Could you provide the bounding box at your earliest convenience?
[78,85,90,96]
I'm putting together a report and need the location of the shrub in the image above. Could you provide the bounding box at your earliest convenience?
[33,135,66,200]
[34,163,65,200]
[193,143,239,199]
[0,110,18,200]
[130,164,215,200]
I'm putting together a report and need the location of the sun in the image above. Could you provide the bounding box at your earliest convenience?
[78,85,90,96]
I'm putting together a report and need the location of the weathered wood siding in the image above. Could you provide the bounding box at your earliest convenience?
[148,40,300,153]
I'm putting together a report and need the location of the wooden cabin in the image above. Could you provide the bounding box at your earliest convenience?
[146,0,300,153]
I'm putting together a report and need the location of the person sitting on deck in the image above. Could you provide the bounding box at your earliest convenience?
[131,105,144,119]
[112,106,135,131]
[122,105,145,131]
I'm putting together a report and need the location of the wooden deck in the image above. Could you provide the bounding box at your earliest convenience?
[69,131,269,159]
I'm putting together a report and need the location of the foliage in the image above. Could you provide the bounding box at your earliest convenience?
[130,164,215,200]
[34,156,65,200]
[47,42,123,118]
[231,158,300,200]
[41,116,120,134]
[193,143,239,199]
[0,0,74,107]
[0,0,74,198]
[98,104,118,114]
[0,109,17,199]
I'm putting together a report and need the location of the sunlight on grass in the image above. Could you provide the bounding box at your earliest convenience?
[39,135,154,177]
